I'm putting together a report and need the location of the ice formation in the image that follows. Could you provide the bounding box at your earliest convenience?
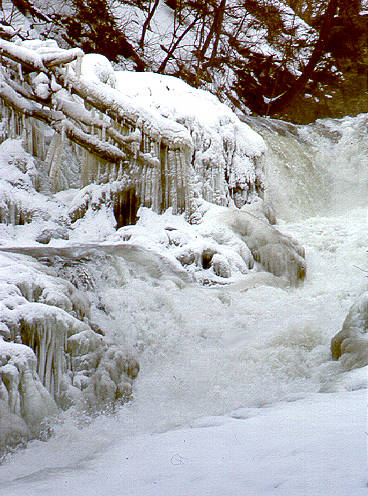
[0,36,267,221]
[0,251,139,451]
[0,37,193,215]
[0,35,311,455]
[115,71,266,208]
[331,291,368,371]
[197,201,306,285]
[0,339,58,452]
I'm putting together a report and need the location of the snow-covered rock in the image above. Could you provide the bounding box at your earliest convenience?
[196,200,306,285]
[0,249,140,452]
[331,291,368,370]
[0,339,58,453]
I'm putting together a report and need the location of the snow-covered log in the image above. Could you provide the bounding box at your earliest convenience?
[0,38,193,214]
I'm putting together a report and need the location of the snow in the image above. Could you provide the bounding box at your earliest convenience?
[80,54,116,88]
[1,390,366,496]
[115,71,266,206]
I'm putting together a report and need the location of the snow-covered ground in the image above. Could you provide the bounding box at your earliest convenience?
[1,390,366,496]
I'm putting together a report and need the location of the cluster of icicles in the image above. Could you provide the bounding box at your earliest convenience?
[0,35,192,216]
[0,252,139,453]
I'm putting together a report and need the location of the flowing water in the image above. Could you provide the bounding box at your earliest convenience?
[1,114,367,485]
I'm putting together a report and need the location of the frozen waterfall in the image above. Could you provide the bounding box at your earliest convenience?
[0,47,366,493]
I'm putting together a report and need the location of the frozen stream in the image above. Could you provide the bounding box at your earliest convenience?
[0,114,367,494]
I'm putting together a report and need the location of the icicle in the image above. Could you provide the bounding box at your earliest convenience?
[45,133,59,173]
[148,167,154,207]
[18,63,24,82]
[10,108,16,139]
[184,148,191,218]
[48,134,64,191]
[75,54,82,78]
[61,120,66,143]
[44,325,54,394]
[117,162,121,181]
[167,149,176,210]
[42,323,52,390]
[137,166,143,204]
[97,161,101,183]
[38,330,47,384]
[109,164,116,182]
[38,125,46,160]
[21,113,26,139]
[152,167,159,212]
[175,150,181,213]
[10,202,15,226]
[143,167,150,207]
[176,149,184,212]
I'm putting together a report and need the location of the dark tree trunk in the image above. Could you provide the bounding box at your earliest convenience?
[267,0,339,116]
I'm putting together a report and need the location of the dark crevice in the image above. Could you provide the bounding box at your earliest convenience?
[113,188,140,229]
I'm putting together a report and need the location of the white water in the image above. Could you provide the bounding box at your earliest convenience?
[1,115,367,494]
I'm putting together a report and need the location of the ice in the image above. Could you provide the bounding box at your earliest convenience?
[331,291,368,370]
[0,37,268,220]
[116,71,266,207]
[0,139,54,227]
[0,339,58,453]
[0,34,366,495]
[0,247,140,451]
[196,200,305,285]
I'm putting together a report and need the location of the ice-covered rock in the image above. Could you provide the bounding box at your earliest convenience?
[331,291,368,370]
[36,227,69,244]
[0,339,58,453]
[66,339,139,411]
[0,249,140,452]
[196,201,306,285]
[211,254,231,278]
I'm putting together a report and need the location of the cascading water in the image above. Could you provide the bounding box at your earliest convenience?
[244,114,368,220]
[1,114,367,495]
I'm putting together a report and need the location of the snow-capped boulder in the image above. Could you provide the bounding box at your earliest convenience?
[197,201,306,286]
[36,227,69,244]
[331,291,368,370]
